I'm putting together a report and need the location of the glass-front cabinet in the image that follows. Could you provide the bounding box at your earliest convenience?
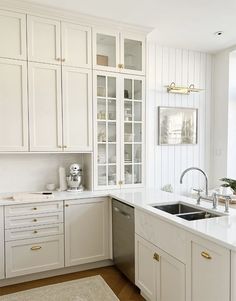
[93,29,145,75]
[122,76,144,186]
[94,71,144,189]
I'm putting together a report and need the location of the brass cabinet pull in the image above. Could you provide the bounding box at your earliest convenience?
[118,63,123,68]
[33,219,37,222]
[153,252,160,262]
[58,145,63,148]
[56,57,61,61]
[33,230,38,234]
[65,204,69,207]
[118,180,123,185]
[201,251,212,260]
[62,58,66,62]
[33,207,37,210]
[63,145,67,148]
[31,246,42,251]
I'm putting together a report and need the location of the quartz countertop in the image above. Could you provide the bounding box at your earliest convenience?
[1,188,236,251]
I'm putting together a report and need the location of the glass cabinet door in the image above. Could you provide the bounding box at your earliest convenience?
[122,76,144,186]
[95,73,119,188]
[121,34,145,75]
[94,30,119,72]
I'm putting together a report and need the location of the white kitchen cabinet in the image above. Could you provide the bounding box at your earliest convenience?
[191,235,230,301]
[135,234,186,301]
[61,22,91,68]
[0,207,4,279]
[62,67,92,151]
[93,28,145,75]
[94,71,145,189]
[0,58,28,152]
[65,198,110,266]
[0,10,26,60]
[28,62,63,151]
[27,15,61,65]
[6,235,64,278]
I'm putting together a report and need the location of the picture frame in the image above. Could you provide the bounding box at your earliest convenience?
[158,106,198,145]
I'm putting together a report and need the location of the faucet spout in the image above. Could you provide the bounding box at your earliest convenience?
[180,167,209,196]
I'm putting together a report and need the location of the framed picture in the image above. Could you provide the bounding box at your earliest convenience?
[158,106,198,145]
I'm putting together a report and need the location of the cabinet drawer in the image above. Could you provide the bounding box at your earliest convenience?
[6,235,64,278]
[5,201,63,217]
[5,223,64,241]
[5,212,63,229]
[135,209,187,263]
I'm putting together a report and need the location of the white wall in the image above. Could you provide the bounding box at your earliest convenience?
[146,35,212,194]
[0,154,89,193]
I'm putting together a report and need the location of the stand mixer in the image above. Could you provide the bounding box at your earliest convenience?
[67,163,84,192]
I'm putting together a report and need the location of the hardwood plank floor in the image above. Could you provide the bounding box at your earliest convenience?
[0,266,145,301]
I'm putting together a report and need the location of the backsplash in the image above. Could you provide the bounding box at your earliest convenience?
[0,154,89,193]
[146,38,213,193]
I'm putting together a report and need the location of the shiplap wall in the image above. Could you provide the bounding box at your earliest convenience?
[146,41,213,194]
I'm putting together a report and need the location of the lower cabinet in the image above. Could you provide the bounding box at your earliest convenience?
[65,198,110,266]
[135,234,186,301]
[0,207,4,279]
[190,235,230,301]
[6,235,64,278]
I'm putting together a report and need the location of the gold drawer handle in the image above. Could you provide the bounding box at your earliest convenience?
[31,246,42,251]
[33,230,38,234]
[33,207,37,210]
[201,251,212,260]
[33,219,37,222]
[153,252,160,262]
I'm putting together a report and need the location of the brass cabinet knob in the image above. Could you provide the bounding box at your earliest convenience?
[65,204,69,207]
[118,63,123,68]
[201,251,212,260]
[33,219,37,222]
[56,57,61,61]
[153,252,160,262]
[62,58,66,62]
[33,207,37,210]
[33,230,38,234]
[63,145,67,148]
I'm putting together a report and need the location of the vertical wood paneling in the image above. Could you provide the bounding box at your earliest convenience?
[147,44,212,194]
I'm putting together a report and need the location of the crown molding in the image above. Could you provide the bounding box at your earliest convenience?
[0,0,153,34]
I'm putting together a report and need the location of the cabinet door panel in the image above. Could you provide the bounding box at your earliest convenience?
[28,15,61,64]
[28,63,63,151]
[120,32,145,75]
[135,235,157,301]
[62,67,92,151]
[159,250,186,301]
[65,198,109,266]
[191,238,230,301]
[0,59,28,151]
[0,207,4,279]
[0,10,26,60]
[62,22,91,68]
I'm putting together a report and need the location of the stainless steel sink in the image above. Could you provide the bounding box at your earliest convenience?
[152,203,222,221]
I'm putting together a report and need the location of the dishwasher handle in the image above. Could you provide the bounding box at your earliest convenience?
[113,206,131,219]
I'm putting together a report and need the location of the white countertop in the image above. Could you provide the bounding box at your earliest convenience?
[1,188,236,251]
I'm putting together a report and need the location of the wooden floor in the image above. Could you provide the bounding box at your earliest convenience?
[0,266,145,301]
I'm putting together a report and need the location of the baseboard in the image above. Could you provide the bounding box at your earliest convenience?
[0,260,114,287]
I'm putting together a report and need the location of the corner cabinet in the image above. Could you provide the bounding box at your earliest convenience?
[94,71,145,189]
[64,198,110,266]
[93,28,145,75]
[135,234,186,301]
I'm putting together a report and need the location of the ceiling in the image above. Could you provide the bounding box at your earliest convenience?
[21,0,236,53]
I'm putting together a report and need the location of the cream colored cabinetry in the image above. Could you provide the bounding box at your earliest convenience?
[93,28,145,75]
[5,201,64,278]
[28,16,91,68]
[0,10,26,60]
[28,63,63,151]
[94,71,145,189]
[135,234,186,301]
[0,59,28,152]
[190,235,230,301]
[65,198,110,266]
[0,207,4,279]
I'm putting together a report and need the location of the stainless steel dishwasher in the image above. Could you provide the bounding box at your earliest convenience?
[112,198,135,284]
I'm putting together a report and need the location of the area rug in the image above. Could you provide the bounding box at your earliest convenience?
[0,275,119,301]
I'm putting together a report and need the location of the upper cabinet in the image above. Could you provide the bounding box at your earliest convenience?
[61,22,91,68]
[93,29,145,75]
[28,16,61,65]
[0,10,26,60]
[28,16,92,68]
[0,59,28,152]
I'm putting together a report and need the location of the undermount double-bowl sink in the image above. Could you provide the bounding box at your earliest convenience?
[152,203,222,221]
